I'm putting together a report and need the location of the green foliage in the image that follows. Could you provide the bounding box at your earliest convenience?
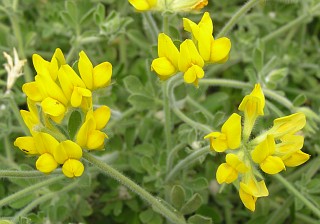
[0,0,320,223]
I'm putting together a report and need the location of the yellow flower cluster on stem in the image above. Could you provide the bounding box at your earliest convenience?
[204,83,310,211]
[151,12,231,87]
[14,49,112,178]
[128,0,208,12]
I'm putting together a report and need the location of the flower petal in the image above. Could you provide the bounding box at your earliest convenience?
[14,136,38,155]
[251,135,275,164]
[93,62,112,90]
[151,57,177,79]
[260,156,285,174]
[239,188,257,212]
[216,163,237,184]
[210,37,231,63]
[204,132,228,152]
[36,153,58,173]
[62,159,84,178]
[41,97,66,117]
[93,106,111,130]
[178,39,204,72]
[78,51,93,90]
[282,150,310,167]
[54,140,83,164]
[158,33,179,68]
[87,130,107,150]
[221,113,241,149]
[22,82,43,102]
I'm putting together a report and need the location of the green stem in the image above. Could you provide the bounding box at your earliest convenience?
[163,81,173,152]
[83,152,186,224]
[273,174,320,218]
[12,179,79,222]
[4,136,13,162]
[166,143,187,173]
[0,175,64,207]
[169,78,213,133]
[0,170,61,178]
[143,13,158,43]
[217,0,260,38]
[165,146,210,183]
[199,79,294,110]
[262,3,320,42]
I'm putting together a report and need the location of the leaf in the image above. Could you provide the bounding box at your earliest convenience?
[170,185,186,210]
[67,110,82,140]
[188,214,212,224]
[252,39,265,72]
[180,193,203,215]
[94,3,105,25]
[139,208,154,223]
[186,177,208,191]
[293,94,306,107]
[123,75,144,94]
[128,95,155,110]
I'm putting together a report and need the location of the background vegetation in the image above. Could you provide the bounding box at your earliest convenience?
[0,0,320,223]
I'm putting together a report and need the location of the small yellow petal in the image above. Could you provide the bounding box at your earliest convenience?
[204,132,228,152]
[282,150,310,167]
[41,97,66,117]
[52,48,66,66]
[128,0,157,11]
[76,116,96,148]
[33,132,59,155]
[93,106,111,130]
[239,188,257,212]
[32,54,50,77]
[71,87,92,108]
[22,82,43,102]
[54,140,83,164]
[216,163,238,184]
[260,156,285,174]
[158,33,179,69]
[62,159,84,178]
[221,113,241,149]
[78,51,93,90]
[151,57,177,78]
[14,136,38,155]
[271,112,306,138]
[183,65,204,85]
[36,153,58,174]
[251,135,275,164]
[210,37,231,63]
[93,62,112,90]
[87,130,107,150]
[226,153,248,173]
[178,39,204,72]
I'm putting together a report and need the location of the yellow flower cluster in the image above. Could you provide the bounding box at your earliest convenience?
[205,84,310,211]
[128,0,208,12]
[151,12,231,86]
[14,49,112,178]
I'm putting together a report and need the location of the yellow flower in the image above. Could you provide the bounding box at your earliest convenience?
[178,39,204,86]
[275,134,304,157]
[204,113,241,152]
[251,135,285,174]
[76,107,110,150]
[239,176,269,212]
[53,140,84,178]
[183,12,231,63]
[14,132,60,174]
[151,33,180,80]
[216,153,248,184]
[78,51,112,91]
[128,0,157,11]
[128,0,207,12]
[268,112,306,139]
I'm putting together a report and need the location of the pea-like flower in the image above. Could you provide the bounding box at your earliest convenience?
[204,113,241,152]
[151,33,180,80]
[183,12,231,64]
